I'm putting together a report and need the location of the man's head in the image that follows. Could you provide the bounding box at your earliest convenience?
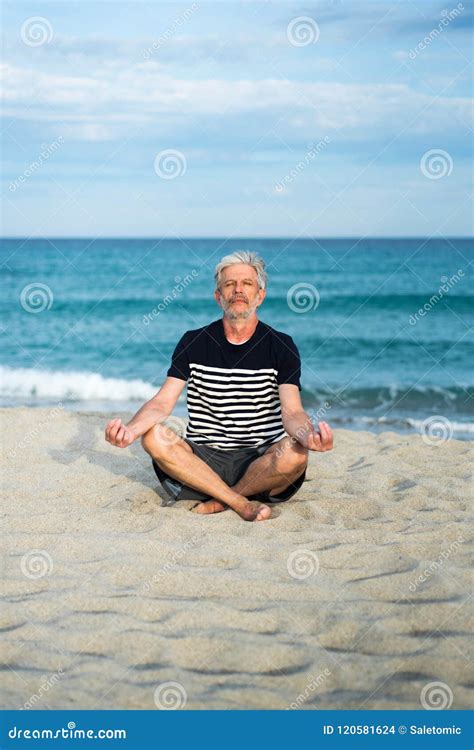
[214,251,267,321]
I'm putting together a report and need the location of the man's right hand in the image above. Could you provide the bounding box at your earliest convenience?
[105,417,136,448]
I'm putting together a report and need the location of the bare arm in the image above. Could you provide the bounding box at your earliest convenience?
[104,377,187,448]
[279,384,334,452]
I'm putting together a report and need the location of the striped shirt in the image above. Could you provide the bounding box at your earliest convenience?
[167,317,302,451]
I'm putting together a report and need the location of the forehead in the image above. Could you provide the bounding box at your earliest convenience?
[220,264,257,281]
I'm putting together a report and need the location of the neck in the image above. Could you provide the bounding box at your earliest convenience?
[222,315,259,344]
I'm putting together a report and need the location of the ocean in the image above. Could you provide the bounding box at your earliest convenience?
[1,237,473,439]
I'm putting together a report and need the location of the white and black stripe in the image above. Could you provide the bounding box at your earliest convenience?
[167,318,302,451]
[186,363,286,449]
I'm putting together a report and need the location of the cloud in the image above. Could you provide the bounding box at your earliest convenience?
[2,61,471,145]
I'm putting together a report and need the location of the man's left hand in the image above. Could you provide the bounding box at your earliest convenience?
[307,421,334,452]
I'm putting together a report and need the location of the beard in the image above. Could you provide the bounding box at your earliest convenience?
[221,296,259,320]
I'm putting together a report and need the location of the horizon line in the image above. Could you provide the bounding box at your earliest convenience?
[1,235,472,241]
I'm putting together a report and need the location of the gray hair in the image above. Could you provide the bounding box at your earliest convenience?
[214,251,267,292]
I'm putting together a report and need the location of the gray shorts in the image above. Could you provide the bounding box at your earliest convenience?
[152,437,306,504]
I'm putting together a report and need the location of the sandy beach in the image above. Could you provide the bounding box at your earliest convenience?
[1,407,472,710]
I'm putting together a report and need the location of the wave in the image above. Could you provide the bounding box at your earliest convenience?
[0,366,157,402]
[300,383,474,414]
[1,368,472,429]
[328,415,474,434]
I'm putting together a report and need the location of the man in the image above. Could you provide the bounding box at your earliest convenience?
[105,251,333,522]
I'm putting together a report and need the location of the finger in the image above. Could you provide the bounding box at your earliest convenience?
[318,421,329,445]
[115,426,126,444]
[319,422,333,450]
[119,429,131,447]
[109,420,123,441]
[106,419,117,439]
[309,430,322,451]
[324,422,334,448]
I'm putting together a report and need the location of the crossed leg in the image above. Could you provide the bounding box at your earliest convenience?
[192,435,308,515]
[141,424,272,521]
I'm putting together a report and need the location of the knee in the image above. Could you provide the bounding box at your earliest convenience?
[277,439,308,474]
[141,423,176,457]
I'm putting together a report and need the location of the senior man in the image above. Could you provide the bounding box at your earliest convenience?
[105,251,333,521]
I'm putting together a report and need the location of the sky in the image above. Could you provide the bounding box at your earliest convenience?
[1,0,472,237]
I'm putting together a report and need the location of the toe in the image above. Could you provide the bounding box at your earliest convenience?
[192,500,226,514]
[255,504,272,521]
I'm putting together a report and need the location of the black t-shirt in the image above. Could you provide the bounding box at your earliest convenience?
[167,317,302,450]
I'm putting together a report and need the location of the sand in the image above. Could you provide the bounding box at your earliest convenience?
[1,407,472,710]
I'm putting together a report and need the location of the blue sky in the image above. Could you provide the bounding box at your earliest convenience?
[1,0,472,237]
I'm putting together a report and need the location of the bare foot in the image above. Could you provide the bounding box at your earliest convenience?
[191,500,227,514]
[191,499,272,521]
[240,501,272,522]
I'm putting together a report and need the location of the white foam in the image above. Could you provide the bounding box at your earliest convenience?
[405,417,474,434]
[0,365,157,402]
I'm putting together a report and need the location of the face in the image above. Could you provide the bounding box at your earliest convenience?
[214,264,266,320]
